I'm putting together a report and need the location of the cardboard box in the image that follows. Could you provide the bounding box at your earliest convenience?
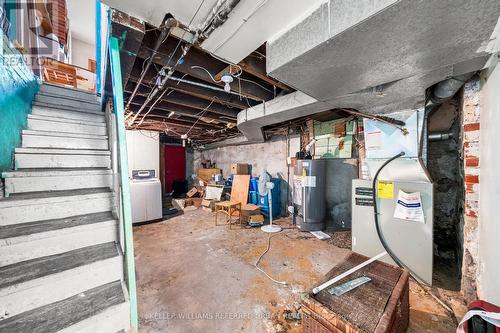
[186,187,198,198]
[201,199,219,211]
[198,168,222,182]
[191,198,203,208]
[231,163,249,175]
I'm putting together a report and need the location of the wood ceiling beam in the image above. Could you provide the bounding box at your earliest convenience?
[138,34,273,101]
[123,87,239,118]
[239,56,292,92]
[126,98,236,124]
[129,118,223,136]
[141,114,225,130]
[213,56,292,92]
[127,67,251,110]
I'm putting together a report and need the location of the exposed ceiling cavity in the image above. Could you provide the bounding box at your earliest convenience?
[266,0,500,115]
[101,0,325,63]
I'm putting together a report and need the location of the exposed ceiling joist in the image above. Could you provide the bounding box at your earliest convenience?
[137,33,274,101]
[123,87,238,118]
[127,67,251,110]
[214,54,292,92]
[126,99,235,124]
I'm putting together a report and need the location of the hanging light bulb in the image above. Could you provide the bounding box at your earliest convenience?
[221,73,234,92]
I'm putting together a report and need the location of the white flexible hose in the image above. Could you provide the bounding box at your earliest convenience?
[254,233,287,286]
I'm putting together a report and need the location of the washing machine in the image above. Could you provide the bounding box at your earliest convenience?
[130,170,162,224]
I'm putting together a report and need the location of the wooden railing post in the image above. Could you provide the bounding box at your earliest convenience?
[108,36,138,332]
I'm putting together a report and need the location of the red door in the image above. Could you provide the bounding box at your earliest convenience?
[164,145,186,192]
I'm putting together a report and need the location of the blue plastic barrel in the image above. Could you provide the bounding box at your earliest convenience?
[250,177,258,192]
[249,191,258,204]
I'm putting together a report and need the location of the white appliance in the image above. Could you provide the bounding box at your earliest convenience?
[130,170,162,224]
[351,179,434,285]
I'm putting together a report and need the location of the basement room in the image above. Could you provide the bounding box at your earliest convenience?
[1,1,500,333]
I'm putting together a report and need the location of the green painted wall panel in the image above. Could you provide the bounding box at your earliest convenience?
[0,34,39,172]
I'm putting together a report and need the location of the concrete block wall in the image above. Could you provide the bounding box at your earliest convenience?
[460,78,481,302]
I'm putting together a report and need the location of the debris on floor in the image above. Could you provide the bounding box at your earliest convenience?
[134,210,466,333]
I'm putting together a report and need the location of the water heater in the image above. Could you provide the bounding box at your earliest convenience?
[293,159,326,231]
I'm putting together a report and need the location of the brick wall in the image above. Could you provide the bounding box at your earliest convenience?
[460,78,481,302]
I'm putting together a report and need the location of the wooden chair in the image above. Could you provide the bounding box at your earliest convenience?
[214,175,250,228]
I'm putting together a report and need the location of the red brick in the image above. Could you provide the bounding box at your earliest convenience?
[465,182,478,193]
[465,209,478,218]
[464,123,480,132]
[466,157,479,167]
[465,175,479,184]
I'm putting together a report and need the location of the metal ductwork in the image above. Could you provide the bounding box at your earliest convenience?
[236,0,499,142]
[428,74,475,106]
[237,91,331,142]
[202,0,241,37]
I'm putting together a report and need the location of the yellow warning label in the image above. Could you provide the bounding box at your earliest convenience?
[377,181,394,199]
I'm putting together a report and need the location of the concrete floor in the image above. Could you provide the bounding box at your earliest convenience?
[134,209,465,333]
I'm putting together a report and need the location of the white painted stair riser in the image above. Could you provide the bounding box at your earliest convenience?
[0,256,123,318]
[22,133,108,150]
[4,173,112,196]
[35,94,99,109]
[15,154,111,169]
[38,86,99,104]
[0,194,113,225]
[57,296,130,333]
[27,118,107,136]
[0,221,118,266]
[31,106,105,123]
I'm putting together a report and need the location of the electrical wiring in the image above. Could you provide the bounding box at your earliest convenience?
[165,0,206,68]
[184,98,216,136]
[254,233,287,286]
[238,76,273,93]
[191,65,221,82]
[135,88,173,128]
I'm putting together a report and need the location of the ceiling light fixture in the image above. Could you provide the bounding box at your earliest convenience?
[221,73,234,92]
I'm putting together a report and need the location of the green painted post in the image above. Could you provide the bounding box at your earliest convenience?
[108,36,139,332]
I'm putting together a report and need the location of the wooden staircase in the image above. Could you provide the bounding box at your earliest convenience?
[0,83,130,332]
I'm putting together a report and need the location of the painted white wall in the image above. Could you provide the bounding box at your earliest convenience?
[70,37,95,70]
[125,130,160,179]
[67,0,96,69]
[478,59,500,305]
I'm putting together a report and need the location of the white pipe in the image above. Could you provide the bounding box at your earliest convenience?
[312,251,388,294]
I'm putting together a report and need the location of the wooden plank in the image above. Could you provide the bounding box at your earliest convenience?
[126,69,250,110]
[305,252,404,333]
[0,212,114,239]
[238,56,292,92]
[0,242,118,289]
[137,34,273,101]
[109,36,138,332]
[125,91,238,118]
[230,175,251,205]
[0,281,125,332]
